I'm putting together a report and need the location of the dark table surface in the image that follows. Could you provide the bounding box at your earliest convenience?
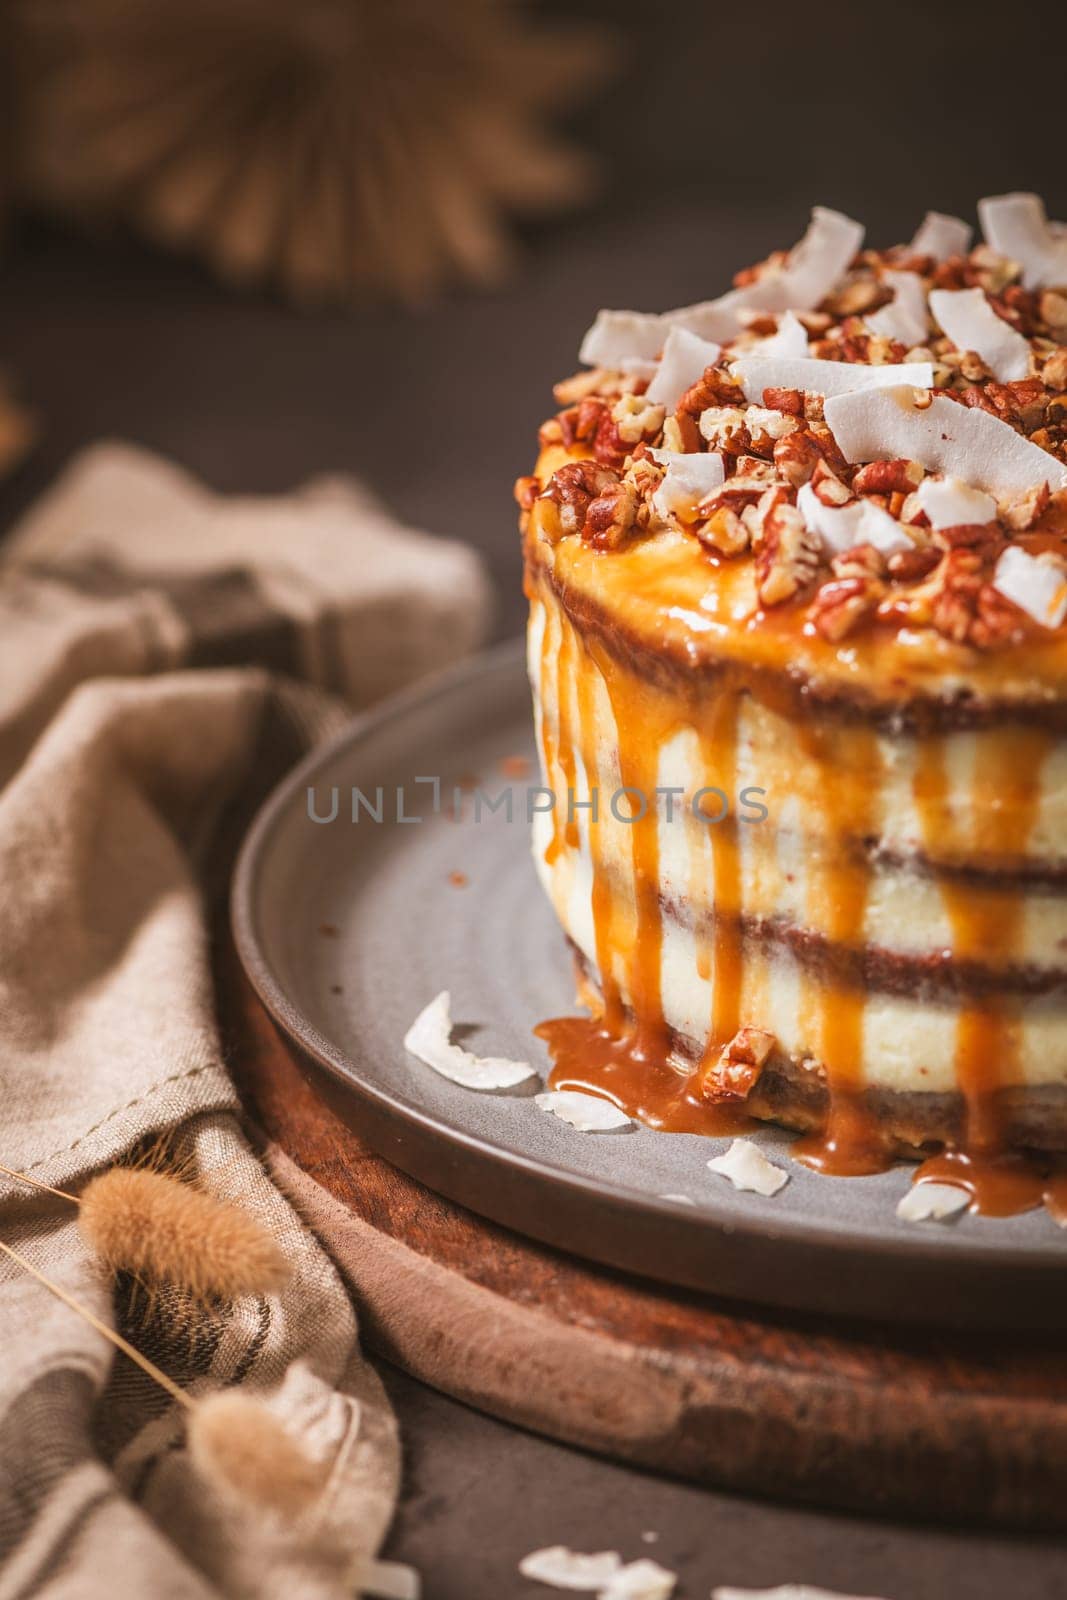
[3,200,1066,1598]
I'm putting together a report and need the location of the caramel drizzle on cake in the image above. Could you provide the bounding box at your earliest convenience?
[522,200,1067,1214]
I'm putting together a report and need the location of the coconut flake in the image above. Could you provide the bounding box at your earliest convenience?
[658,1193,696,1205]
[601,1559,677,1600]
[795,484,911,556]
[913,475,996,529]
[909,210,972,262]
[707,1139,789,1197]
[580,208,863,365]
[866,269,929,348]
[403,992,535,1091]
[714,1588,888,1600]
[824,387,1067,499]
[648,448,725,520]
[519,1548,624,1590]
[896,1182,970,1223]
[979,192,1067,290]
[993,545,1067,629]
[756,309,809,357]
[580,311,670,368]
[645,327,721,410]
[730,355,933,404]
[349,1557,421,1600]
[535,1090,632,1132]
[928,287,1031,382]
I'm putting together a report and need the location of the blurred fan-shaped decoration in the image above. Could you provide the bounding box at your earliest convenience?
[11,0,610,305]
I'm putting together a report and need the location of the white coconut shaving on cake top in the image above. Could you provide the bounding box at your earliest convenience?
[645,327,721,411]
[929,286,1032,383]
[730,354,934,403]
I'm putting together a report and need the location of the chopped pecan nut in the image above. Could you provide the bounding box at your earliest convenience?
[583,480,642,550]
[699,1026,776,1103]
[611,392,666,445]
[851,458,925,495]
[554,369,609,406]
[1042,348,1067,390]
[773,429,824,487]
[695,505,750,556]
[678,366,744,416]
[831,543,887,580]
[886,544,940,582]
[1040,291,1067,337]
[810,576,885,640]
[559,395,606,448]
[762,386,805,416]
[540,460,620,537]
[513,475,540,511]
[999,481,1051,532]
[754,490,822,606]
[810,457,853,506]
[699,405,750,453]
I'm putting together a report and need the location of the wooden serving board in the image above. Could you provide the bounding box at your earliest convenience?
[220,948,1067,1533]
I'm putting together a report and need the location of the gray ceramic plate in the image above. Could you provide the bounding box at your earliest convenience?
[232,638,1067,1330]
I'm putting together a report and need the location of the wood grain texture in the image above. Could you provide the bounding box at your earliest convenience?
[219,945,1067,1531]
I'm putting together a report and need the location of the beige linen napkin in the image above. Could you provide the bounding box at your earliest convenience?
[0,444,491,1597]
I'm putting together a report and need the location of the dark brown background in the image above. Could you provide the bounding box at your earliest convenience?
[2,3,1066,1594]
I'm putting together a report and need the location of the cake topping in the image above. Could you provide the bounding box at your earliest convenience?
[403,992,535,1090]
[707,1139,789,1196]
[824,386,1067,497]
[531,197,1067,650]
[646,327,721,410]
[579,206,863,362]
[913,474,997,528]
[731,354,934,402]
[909,209,972,262]
[928,286,1032,382]
[796,483,912,555]
[756,309,809,356]
[979,192,1067,290]
[992,544,1067,628]
[866,268,929,348]
[648,447,724,520]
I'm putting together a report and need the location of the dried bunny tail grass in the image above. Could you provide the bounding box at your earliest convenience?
[188,1391,325,1518]
[79,1167,291,1302]
[12,0,611,305]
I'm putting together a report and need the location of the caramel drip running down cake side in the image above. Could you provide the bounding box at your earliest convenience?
[518,196,1067,1216]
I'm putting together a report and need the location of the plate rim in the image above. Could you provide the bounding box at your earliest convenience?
[231,636,1065,1324]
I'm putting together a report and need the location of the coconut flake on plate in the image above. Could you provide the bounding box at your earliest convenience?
[896,1182,970,1223]
[658,1193,696,1205]
[866,269,929,348]
[730,354,933,404]
[600,1558,677,1600]
[707,1139,789,1197]
[909,210,972,262]
[824,387,1067,498]
[755,309,810,357]
[714,1588,888,1600]
[928,286,1032,382]
[993,545,1067,629]
[535,1090,633,1132]
[795,484,912,556]
[519,1547,624,1590]
[913,474,997,529]
[580,208,863,360]
[979,192,1067,290]
[648,447,725,520]
[645,327,721,410]
[403,991,535,1091]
